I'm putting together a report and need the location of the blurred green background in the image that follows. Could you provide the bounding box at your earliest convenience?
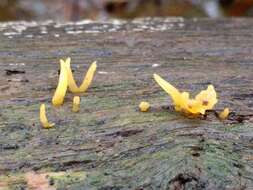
[1,0,253,21]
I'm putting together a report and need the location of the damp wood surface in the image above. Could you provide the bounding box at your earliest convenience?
[0,18,253,190]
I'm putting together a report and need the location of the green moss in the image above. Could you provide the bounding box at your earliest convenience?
[224,123,252,133]
[0,174,26,190]
[202,141,241,186]
[50,171,87,189]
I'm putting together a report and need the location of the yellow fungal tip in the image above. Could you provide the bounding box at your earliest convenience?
[52,59,68,106]
[40,104,55,128]
[154,73,218,115]
[219,108,230,120]
[139,101,150,112]
[78,61,97,93]
[72,96,81,112]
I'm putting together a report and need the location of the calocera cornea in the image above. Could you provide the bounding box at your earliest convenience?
[139,101,150,112]
[219,108,230,120]
[63,57,97,93]
[40,57,97,128]
[52,60,68,106]
[40,104,55,128]
[153,73,218,115]
[72,96,80,112]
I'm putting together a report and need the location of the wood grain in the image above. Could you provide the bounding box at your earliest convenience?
[0,18,252,189]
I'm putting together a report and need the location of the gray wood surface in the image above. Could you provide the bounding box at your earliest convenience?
[0,18,253,190]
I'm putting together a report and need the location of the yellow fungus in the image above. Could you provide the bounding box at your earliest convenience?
[153,73,218,115]
[139,101,150,112]
[61,57,80,93]
[40,104,55,128]
[72,96,80,112]
[64,57,97,93]
[79,61,97,92]
[219,108,230,120]
[52,60,68,106]
[195,85,218,110]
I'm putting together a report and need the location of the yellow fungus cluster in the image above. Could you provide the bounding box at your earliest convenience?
[139,101,150,112]
[40,57,97,128]
[52,58,97,106]
[153,74,218,115]
[40,57,230,128]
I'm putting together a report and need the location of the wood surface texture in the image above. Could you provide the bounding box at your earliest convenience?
[0,18,253,190]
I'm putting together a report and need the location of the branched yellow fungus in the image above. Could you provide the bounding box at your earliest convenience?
[153,74,218,115]
[52,60,68,106]
[63,57,97,93]
[40,104,55,128]
[139,101,150,112]
[219,108,230,120]
[72,96,80,112]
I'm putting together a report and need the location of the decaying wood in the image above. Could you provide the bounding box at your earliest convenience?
[0,18,253,190]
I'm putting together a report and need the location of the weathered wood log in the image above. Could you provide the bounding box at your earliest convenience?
[0,18,253,190]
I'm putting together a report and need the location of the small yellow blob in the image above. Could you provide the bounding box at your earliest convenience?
[52,60,68,106]
[40,104,55,128]
[72,96,80,112]
[64,57,97,93]
[139,101,150,112]
[219,108,230,120]
[153,73,218,115]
